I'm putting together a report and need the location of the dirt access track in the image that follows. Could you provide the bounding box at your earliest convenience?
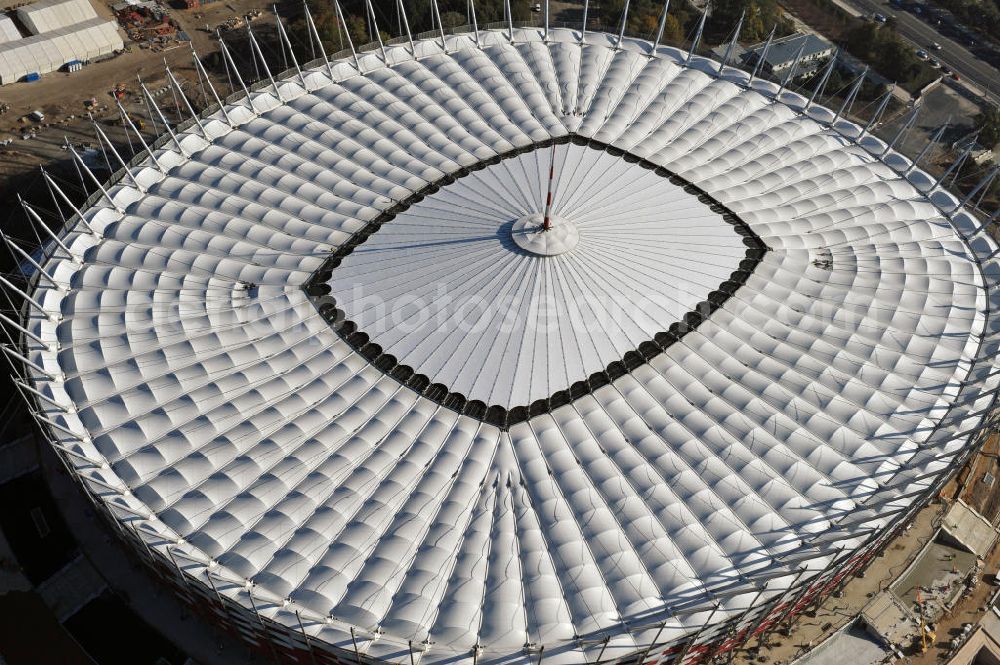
[0,0,266,139]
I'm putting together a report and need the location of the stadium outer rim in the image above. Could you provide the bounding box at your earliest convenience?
[11,23,1000,665]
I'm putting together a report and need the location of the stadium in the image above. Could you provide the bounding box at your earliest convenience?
[9,4,1000,665]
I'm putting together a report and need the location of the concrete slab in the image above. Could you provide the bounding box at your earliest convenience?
[862,591,919,650]
[35,553,106,622]
[942,500,1000,558]
[795,621,891,665]
[892,538,977,621]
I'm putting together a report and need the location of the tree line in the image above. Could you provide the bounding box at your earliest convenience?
[289,0,796,56]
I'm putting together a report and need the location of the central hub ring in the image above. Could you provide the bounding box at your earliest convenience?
[510,213,579,256]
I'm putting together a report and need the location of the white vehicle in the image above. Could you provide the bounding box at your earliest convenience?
[28,109,44,121]
[931,41,942,49]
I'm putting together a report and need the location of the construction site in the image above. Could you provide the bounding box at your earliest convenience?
[0,1,1000,665]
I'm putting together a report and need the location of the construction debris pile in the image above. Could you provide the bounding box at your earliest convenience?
[217,7,259,32]
[114,1,182,50]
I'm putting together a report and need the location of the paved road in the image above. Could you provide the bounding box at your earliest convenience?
[837,0,1000,104]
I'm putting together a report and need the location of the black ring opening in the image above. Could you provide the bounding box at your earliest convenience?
[305,135,769,430]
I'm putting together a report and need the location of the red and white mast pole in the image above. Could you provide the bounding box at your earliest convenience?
[542,143,556,231]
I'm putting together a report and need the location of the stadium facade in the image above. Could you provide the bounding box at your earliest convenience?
[10,13,1000,665]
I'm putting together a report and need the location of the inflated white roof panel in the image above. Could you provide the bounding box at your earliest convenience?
[19,27,1000,665]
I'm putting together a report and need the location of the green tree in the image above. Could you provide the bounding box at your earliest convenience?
[440,10,466,28]
[660,14,685,44]
[976,106,1000,149]
[844,21,878,57]
[346,14,368,46]
[878,37,921,83]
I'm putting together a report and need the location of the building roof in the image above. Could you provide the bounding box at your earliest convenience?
[861,592,918,649]
[0,15,21,43]
[797,620,891,665]
[0,16,121,84]
[744,32,834,69]
[941,500,999,558]
[17,27,1000,665]
[944,611,1000,665]
[16,0,97,34]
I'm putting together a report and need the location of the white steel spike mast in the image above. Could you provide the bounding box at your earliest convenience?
[651,0,671,53]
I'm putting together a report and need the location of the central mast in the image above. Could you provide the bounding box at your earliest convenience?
[542,143,556,231]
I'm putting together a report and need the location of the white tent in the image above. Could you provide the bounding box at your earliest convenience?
[16,0,98,34]
[0,16,21,43]
[0,17,121,84]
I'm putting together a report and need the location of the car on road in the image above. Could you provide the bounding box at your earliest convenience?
[941,65,952,74]
[928,57,941,67]
[873,12,887,23]
[915,48,929,59]
[951,72,961,80]
[930,42,942,50]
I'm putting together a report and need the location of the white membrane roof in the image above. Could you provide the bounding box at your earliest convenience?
[328,143,749,407]
[0,16,122,84]
[19,27,1000,665]
[0,16,22,44]
[16,0,98,34]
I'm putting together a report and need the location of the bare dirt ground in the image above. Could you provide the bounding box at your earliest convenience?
[730,503,947,665]
[897,450,1000,665]
[959,433,1000,522]
[0,0,264,138]
[0,0,271,243]
[728,433,1000,665]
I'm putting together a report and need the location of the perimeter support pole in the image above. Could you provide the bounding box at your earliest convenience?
[805,51,837,110]
[737,567,805,652]
[295,610,320,665]
[832,66,868,124]
[432,0,446,50]
[397,0,415,54]
[351,626,362,662]
[908,115,950,174]
[685,7,708,67]
[719,11,744,75]
[883,106,918,158]
[651,0,670,54]
[334,0,360,69]
[749,27,776,84]
[615,0,631,49]
[674,604,719,665]
[303,2,335,77]
[637,622,668,664]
